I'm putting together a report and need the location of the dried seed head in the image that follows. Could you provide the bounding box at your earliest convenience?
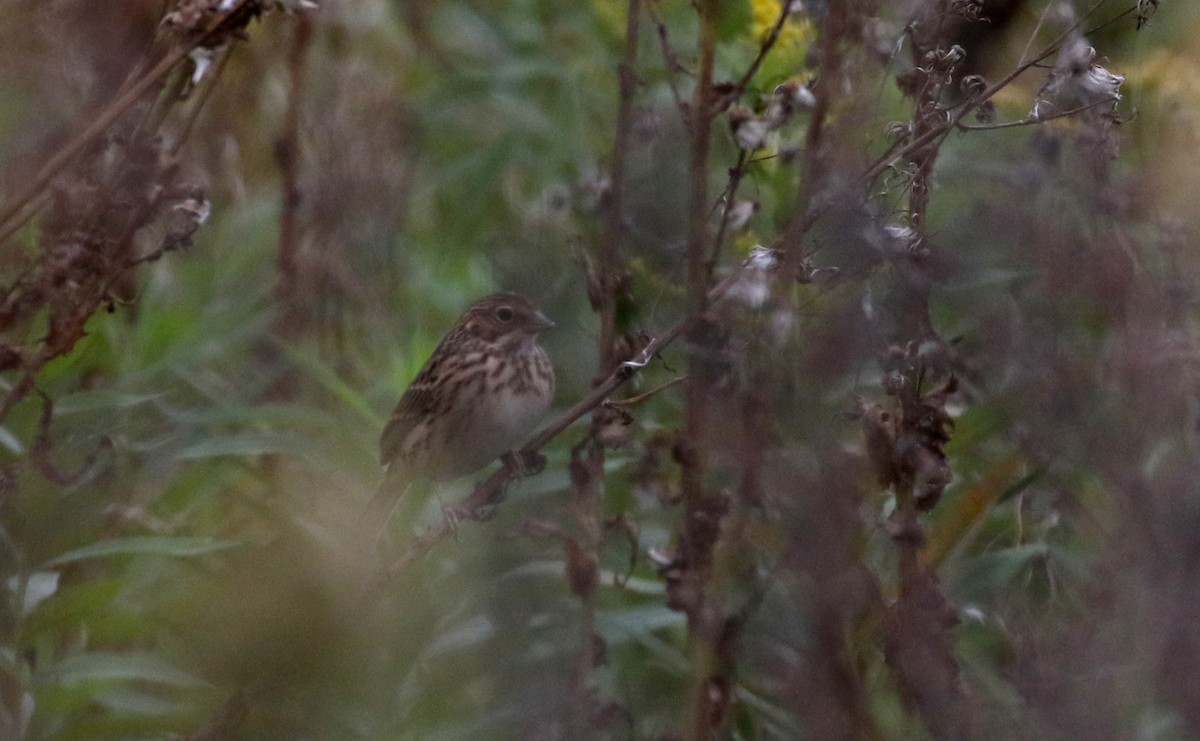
[728,106,769,151]
[886,120,913,143]
[765,80,817,129]
[728,245,780,309]
[724,199,759,232]
[960,74,987,98]
[1030,37,1124,120]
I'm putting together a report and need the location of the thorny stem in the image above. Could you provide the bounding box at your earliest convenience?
[568,434,604,740]
[878,4,976,737]
[894,0,946,616]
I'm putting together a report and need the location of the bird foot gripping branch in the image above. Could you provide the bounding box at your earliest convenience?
[501,449,547,478]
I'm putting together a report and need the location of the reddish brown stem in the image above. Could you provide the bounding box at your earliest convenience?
[273,12,313,340]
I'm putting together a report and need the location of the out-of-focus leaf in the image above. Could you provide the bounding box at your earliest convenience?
[921,456,1027,567]
[598,604,684,638]
[424,615,496,657]
[600,605,688,671]
[174,431,300,459]
[953,543,1050,603]
[93,686,190,716]
[39,652,212,688]
[40,536,239,569]
[737,685,801,738]
[0,425,22,454]
[598,571,663,595]
[54,390,163,415]
[715,0,752,42]
[7,571,59,615]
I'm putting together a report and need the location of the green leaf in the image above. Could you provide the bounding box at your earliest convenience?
[598,605,685,638]
[40,536,240,569]
[54,390,163,415]
[279,342,379,425]
[715,1,752,42]
[93,686,190,716]
[954,543,1050,602]
[424,615,496,657]
[10,571,60,615]
[39,651,211,689]
[174,431,298,459]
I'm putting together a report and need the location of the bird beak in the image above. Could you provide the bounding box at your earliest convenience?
[532,310,555,330]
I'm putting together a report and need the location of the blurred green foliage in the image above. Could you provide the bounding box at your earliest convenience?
[0,0,1199,739]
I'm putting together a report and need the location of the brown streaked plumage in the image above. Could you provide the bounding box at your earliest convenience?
[378,292,555,483]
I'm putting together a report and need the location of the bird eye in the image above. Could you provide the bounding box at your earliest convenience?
[496,306,514,322]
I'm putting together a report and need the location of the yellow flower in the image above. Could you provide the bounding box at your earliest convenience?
[750,0,814,48]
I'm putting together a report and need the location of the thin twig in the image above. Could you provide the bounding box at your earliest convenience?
[598,0,641,372]
[777,0,841,274]
[0,372,36,428]
[170,44,234,158]
[707,149,750,272]
[956,96,1121,131]
[1019,0,1058,67]
[607,375,688,407]
[727,1,792,100]
[647,2,692,130]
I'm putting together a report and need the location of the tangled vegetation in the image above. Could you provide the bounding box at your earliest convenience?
[1,1,1198,739]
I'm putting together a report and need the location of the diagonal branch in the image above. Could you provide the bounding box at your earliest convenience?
[384,257,765,575]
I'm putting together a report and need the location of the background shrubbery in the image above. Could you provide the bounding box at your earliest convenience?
[2,1,1200,739]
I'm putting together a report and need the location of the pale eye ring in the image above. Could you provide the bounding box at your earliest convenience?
[496,306,514,322]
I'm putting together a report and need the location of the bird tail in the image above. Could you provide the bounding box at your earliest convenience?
[360,464,412,540]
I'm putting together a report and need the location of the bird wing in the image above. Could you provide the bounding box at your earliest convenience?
[379,381,436,466]
[379,334,459,466]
